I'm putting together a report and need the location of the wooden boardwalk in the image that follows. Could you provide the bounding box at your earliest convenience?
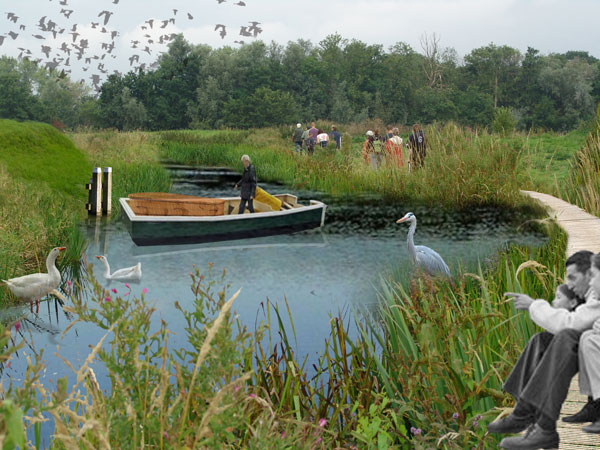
[522,190,600,449]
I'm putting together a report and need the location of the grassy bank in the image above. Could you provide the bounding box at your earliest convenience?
[0,120,90,295]
[69,130,171,220]
[157,123,567,212]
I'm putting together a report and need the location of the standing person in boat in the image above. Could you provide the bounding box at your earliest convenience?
[234,154,257,214]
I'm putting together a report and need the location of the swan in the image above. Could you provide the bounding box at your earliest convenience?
[396,212,451,278]
[96,256,142,282]
[2,246,66,312]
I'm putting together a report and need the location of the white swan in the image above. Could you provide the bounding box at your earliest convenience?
[96,256,142,282]
[2,246,66,312]
[396,212,451,278]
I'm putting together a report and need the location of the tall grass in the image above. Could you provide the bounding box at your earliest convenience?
[253,223,567,448]
[561,107,600,216]
[70,130,172,219]
[159,123,538,210]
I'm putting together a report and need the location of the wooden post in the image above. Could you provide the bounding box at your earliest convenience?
[102,167,112,215]
[85,167,102,216]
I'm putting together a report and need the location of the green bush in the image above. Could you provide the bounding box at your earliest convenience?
[492,107,517,136]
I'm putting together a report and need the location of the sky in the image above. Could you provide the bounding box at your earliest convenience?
[1,0,599,91]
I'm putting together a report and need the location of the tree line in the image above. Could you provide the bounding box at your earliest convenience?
[0,33,598,132]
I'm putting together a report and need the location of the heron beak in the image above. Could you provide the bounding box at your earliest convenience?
[58,247,66,251]
[396,218,406,224]
[95,255,102,259]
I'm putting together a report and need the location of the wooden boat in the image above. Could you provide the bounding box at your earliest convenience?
[120,193,327,246]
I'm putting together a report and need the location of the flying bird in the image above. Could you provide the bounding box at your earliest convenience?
[187,13,193,19]
[8,31,19,40]
[6,12,19,23]
[32,34,46,40]
[0,36,5,46]
[41,45,51,58]
[215,24,226,39]
[239,26,251,37]
[172,9,178,15]
[98,10,113,26]
[129,54,139,65]
[234,1,246,5]
[396,212,451,278]
[19,24,25,30]
[145,19,154,29]
[113,0,119,3]
[59,0,68,5]
[60,9,74,19]
[217,0,226,3]
[69,31,79,42]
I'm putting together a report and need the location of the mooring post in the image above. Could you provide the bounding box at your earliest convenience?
[102,167,112,215]
[85,167,102,216]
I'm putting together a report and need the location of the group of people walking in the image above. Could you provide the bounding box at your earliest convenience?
[292,122,342,154]
[487,250,600,449]
[362,124,427,170]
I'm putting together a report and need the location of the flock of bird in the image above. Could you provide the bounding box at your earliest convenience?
[1,0,263,91]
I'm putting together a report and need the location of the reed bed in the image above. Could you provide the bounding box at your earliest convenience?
[561,109,600,216]
[253,223,567,448]
[159,123,535,210]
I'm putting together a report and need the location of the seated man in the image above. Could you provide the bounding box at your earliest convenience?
[487,250,599,450]
[572,252,600,433]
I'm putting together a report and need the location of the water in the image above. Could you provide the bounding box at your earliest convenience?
[0,169,547,447]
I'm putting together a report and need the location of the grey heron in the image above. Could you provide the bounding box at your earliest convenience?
[396,212,451,278]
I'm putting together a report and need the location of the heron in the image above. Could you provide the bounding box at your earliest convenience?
[396,212,451,278]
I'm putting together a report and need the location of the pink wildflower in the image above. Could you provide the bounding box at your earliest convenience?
[104,297,111,303]
[125,283,130,289]
[142,288,148,294]
[280,431,285,439]
[14,322,20,333]
[316,437,322,444]
[163,432,169,440]
[111,288,117,294]
[452,412,459,420]
[67,280,72,288]
[318,418,326,427]
[234,385,240,392]
[248,393,256,398]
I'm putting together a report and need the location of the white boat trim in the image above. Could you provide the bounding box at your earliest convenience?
[119,197,327,223]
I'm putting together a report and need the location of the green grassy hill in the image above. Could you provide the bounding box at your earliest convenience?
[0,120,91,298]
[0,119,91,198]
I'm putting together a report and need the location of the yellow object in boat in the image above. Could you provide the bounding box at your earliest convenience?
[255,187,282,211]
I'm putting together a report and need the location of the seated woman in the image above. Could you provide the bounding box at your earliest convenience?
[234,154,257,214]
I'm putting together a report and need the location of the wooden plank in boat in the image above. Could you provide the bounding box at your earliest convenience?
[128,192,225,216]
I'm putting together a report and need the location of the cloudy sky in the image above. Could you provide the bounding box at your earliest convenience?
[1,0,599,89]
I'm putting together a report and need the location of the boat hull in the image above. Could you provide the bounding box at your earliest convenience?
[120,197,326,246]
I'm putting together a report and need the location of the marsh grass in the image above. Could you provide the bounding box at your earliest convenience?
[159,123,539,210]
[70,130,172,219]
[561,110,600,216]
[15,265,327,449]
[253,223,567,448]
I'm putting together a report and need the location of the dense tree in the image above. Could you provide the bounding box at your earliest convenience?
[0,36,598,132]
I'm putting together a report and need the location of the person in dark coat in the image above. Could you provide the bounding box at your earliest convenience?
[234,154,257,214]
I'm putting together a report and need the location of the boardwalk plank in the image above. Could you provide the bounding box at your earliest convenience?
[518,191,600,448]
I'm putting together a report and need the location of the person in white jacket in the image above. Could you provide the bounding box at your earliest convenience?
[571,253,600,433]
[487,250,596,450]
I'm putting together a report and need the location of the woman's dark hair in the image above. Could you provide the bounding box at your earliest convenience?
[566,250,594,274]
[592,253,600,271]
[558,283,577,300]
